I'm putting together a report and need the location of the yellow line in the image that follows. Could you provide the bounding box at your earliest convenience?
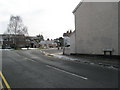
[0,72,11,90]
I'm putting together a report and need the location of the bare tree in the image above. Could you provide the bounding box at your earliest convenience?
[5,15,28,36]
[4,15,29,49]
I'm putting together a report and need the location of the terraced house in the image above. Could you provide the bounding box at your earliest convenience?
[70,1,120,56]
[0,34,29,48]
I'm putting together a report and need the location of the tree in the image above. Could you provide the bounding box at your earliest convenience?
[47,38,50,41]
[54,37,64,49]
[36,34,44,42]
[59,37,64,47]
[6,15,28,36]
[5,15,29,49]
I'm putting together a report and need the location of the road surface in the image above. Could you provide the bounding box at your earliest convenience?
[1,49,119,88]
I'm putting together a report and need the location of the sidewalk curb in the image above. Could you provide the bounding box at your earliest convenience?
[40,50,119,70]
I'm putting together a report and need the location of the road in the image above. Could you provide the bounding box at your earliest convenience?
[1,49,119,88]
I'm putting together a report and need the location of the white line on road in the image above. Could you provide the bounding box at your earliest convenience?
[46,65,88,80]
[24,58,37,62]
[29,59,37,62]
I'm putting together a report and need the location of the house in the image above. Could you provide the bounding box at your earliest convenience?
[26,36,40,48]
[0,35,3,49]
[70,1,120,55]
[39,40,57,49]
[0,34,45,49]
[25,35,44,48]
[1,34,29,48]
[63,30,72,55]
[0,35,3,44]
[63,30,72,47]
[70,30,75,54]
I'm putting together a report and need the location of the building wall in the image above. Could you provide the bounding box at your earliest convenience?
[74,2,119,55]
[2,34,27,48]
[39,40,57,49]
[63,47,71,55]
[64,36,70,47]
[0,35,3,49]
[118,2,120,55]
[70,31,76,54]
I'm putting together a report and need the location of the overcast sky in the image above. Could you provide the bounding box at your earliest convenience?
[0,0,80,39]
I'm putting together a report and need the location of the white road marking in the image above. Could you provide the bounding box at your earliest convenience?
[30,59,37,62]
[46,65,88,80]
[24,58,37,62]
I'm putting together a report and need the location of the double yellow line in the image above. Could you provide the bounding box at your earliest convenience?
[0,71,11,90]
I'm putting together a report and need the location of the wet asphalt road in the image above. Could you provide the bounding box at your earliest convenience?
[1,49,119,88]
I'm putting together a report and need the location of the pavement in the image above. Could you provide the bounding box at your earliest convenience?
[1,48,119,88]
[41,48,119,70]
[2,49,119,88]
